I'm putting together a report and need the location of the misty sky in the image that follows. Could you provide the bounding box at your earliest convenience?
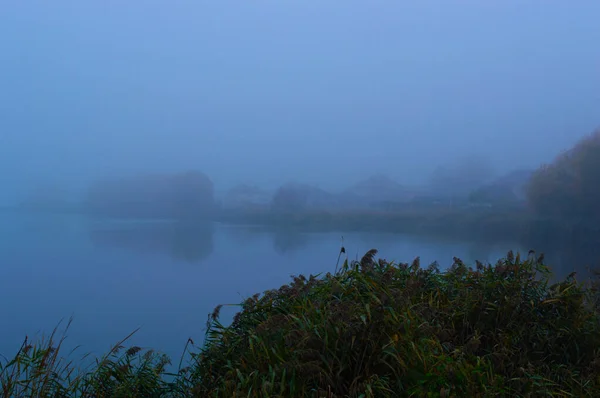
[1,1,599,203]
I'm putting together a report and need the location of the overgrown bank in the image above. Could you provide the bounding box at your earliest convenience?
[2,250,600,397]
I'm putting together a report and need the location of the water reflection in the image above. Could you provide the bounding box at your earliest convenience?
[88,221,215,264]
[223,223,600,280]
[219,223,266,247]
[526,237,600,280]
[464,242,495,265]
[272,229,312,255]
[86,217,600,278]
[220,224,315,255]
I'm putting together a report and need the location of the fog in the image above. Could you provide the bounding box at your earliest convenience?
[1,1,599,205]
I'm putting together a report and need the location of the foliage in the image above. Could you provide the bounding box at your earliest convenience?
[0,322,187,398]
[270,183,311,213]
[2,251,600,397]
[84,171,215,220]
[527,129,600,222]
[191,250,600,397]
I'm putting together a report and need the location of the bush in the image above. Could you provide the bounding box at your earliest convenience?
[190,250,600,397]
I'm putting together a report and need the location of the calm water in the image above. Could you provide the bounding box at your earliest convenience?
[0,212,586,362]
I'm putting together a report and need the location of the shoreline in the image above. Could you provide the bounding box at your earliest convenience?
[7,204,600,246]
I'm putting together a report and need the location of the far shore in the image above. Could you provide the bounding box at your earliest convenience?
[7,203,600,246]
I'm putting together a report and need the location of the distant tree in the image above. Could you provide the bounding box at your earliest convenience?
[469,169,533,206]
[84,171,215,219]
[429,155,496,198]
[168,171,215,219]
[221,184,271,209]
[469,184,518,205]
[526,129,600,221]
[271,183,310,213]
[344,174,408,203]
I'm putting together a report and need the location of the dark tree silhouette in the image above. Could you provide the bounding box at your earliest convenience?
[270,183,309,213]
[526,129,600,222]
[84,171,215,219]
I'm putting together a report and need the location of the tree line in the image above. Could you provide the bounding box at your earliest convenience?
[80,128,600,224]
[526,129,600,223]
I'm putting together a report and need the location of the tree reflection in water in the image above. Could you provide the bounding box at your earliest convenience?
[272,228,311,255]
[88,220,214,264]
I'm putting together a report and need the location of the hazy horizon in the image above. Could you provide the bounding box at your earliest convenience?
[1,1,599,204]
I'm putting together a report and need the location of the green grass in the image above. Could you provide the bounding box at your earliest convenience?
[2,250,600,397]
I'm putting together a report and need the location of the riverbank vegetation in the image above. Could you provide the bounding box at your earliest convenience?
[218,129,600,246]
[3,250,600,397]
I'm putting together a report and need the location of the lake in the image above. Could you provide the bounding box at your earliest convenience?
[0,211,591,364]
